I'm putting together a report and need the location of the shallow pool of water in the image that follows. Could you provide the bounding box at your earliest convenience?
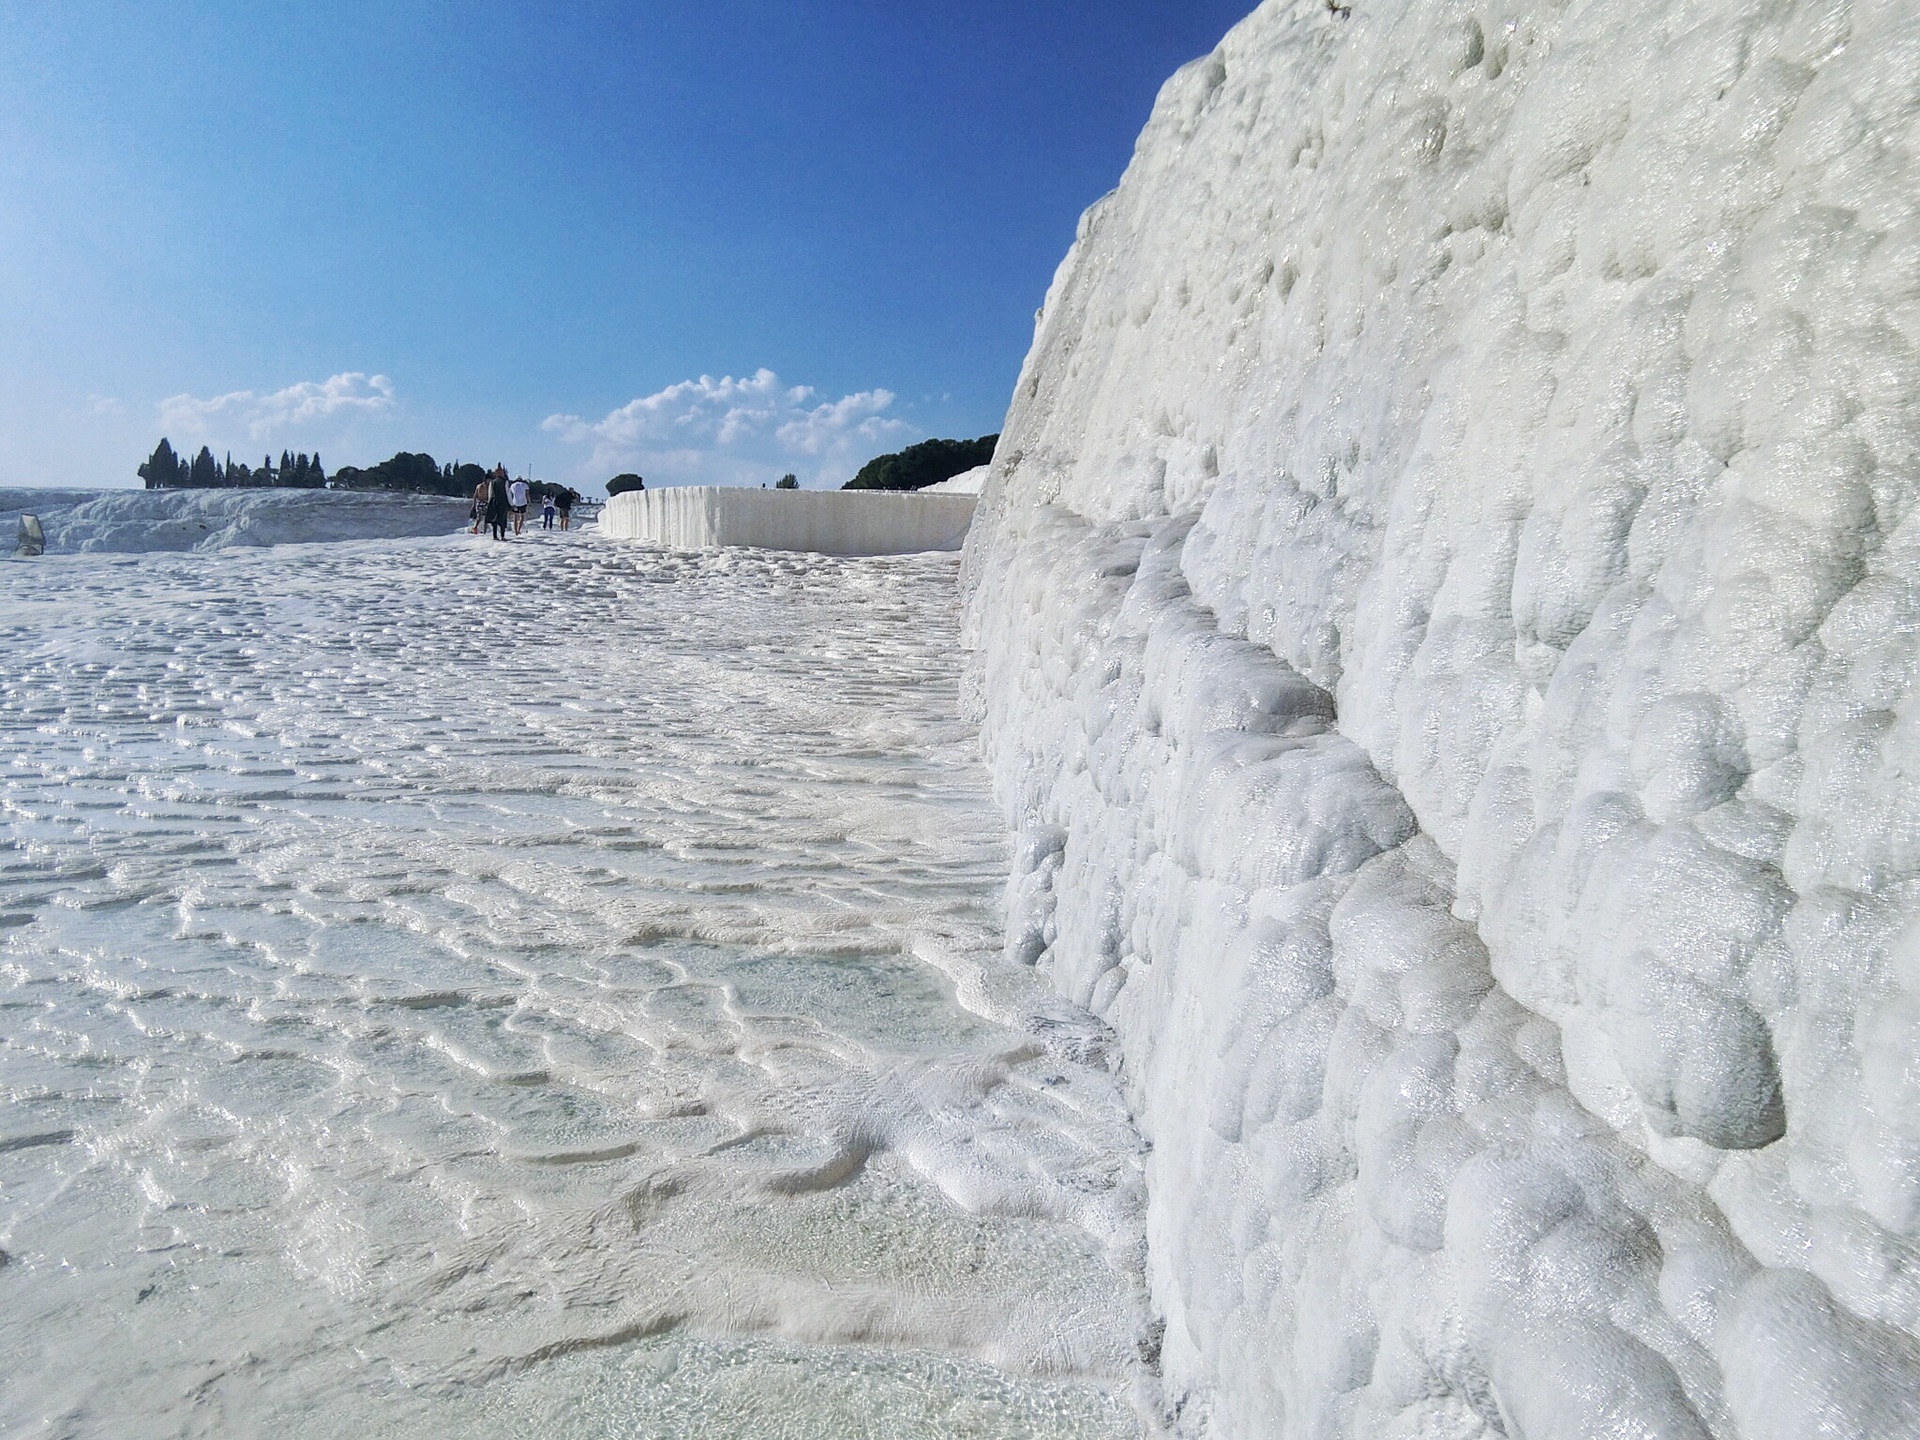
[0,530,1146,1438]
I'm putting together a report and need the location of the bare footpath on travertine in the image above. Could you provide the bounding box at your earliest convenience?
[962,0,1920,1435]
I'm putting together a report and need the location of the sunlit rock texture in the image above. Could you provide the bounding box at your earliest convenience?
[603,486,977,554]
[0,488,468,553]
[962,0,1920,1433]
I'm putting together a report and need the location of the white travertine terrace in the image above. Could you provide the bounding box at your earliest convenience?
[962,0,1920,1433]
[0,487,469,553]
[602,486,977,555]
[924,465,993,496]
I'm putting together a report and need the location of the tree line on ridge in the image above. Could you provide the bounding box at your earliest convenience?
[139,438,330,490]
[137,439,571,499]
[138,431,1000,498]
[841,434,996,491]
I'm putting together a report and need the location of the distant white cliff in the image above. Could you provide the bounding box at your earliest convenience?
[600,485,977,554]
[1,488,468,554]
[963,0,1920,1434]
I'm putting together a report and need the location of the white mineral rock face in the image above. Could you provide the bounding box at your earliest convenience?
[601,486,978,554]
[0,487,469,554]
[962,0,1920,1433]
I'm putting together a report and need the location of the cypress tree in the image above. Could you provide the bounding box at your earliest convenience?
[138,438,182,489]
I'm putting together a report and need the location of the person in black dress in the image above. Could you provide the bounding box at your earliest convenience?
[485,466,511,540]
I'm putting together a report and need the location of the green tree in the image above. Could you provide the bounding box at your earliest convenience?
[288,452,318,488]
[329,451,470,496]
[842,434,997,491]
[137,437,185,489]
[775,473,799,489]
[188,445,220,488]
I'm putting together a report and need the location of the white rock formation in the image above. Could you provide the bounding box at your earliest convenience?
[602,485,978,555]
[962,0,1920,1433]
[924,465,993,496]
[0,487,469,554]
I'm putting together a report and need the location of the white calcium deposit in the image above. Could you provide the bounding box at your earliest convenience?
[0,487,469,554]
[963,0,1920,1434]
[1,536,1146,1439]
[924,467,993,496]
[600,485,978,555]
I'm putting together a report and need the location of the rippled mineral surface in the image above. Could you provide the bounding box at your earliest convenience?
[0,530,1146,1439]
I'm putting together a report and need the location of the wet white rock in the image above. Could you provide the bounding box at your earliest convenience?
[0,537,1146,1437]
[964,0,1920,1432]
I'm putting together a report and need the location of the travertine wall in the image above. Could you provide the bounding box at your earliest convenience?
[602,487,976,556]
[963,0,1920,1433]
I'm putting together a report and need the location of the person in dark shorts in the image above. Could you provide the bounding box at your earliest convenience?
[508,475,530,535]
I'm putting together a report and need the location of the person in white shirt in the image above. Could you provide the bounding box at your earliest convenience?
[508,477,530,534]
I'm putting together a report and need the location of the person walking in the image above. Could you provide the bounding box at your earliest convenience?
[485,465,511,541]
[555,488,575,530]
[470,473,489,534]
[508,474,530,535]
[540,491,557,530]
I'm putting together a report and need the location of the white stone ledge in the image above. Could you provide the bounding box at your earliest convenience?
[599,486,976,556]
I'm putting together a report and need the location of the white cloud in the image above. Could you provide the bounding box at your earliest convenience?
[543,368,917,487]
[775,390,902,456]
[158,372,396,442]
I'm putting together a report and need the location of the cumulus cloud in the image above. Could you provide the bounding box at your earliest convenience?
[543,368,917,487]
[776,390,902,456]
[158,372,396,441]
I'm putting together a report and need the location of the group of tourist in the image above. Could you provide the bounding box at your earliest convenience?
[468,465,578,539]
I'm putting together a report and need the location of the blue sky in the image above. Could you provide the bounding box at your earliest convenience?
[0,1,1252,490]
